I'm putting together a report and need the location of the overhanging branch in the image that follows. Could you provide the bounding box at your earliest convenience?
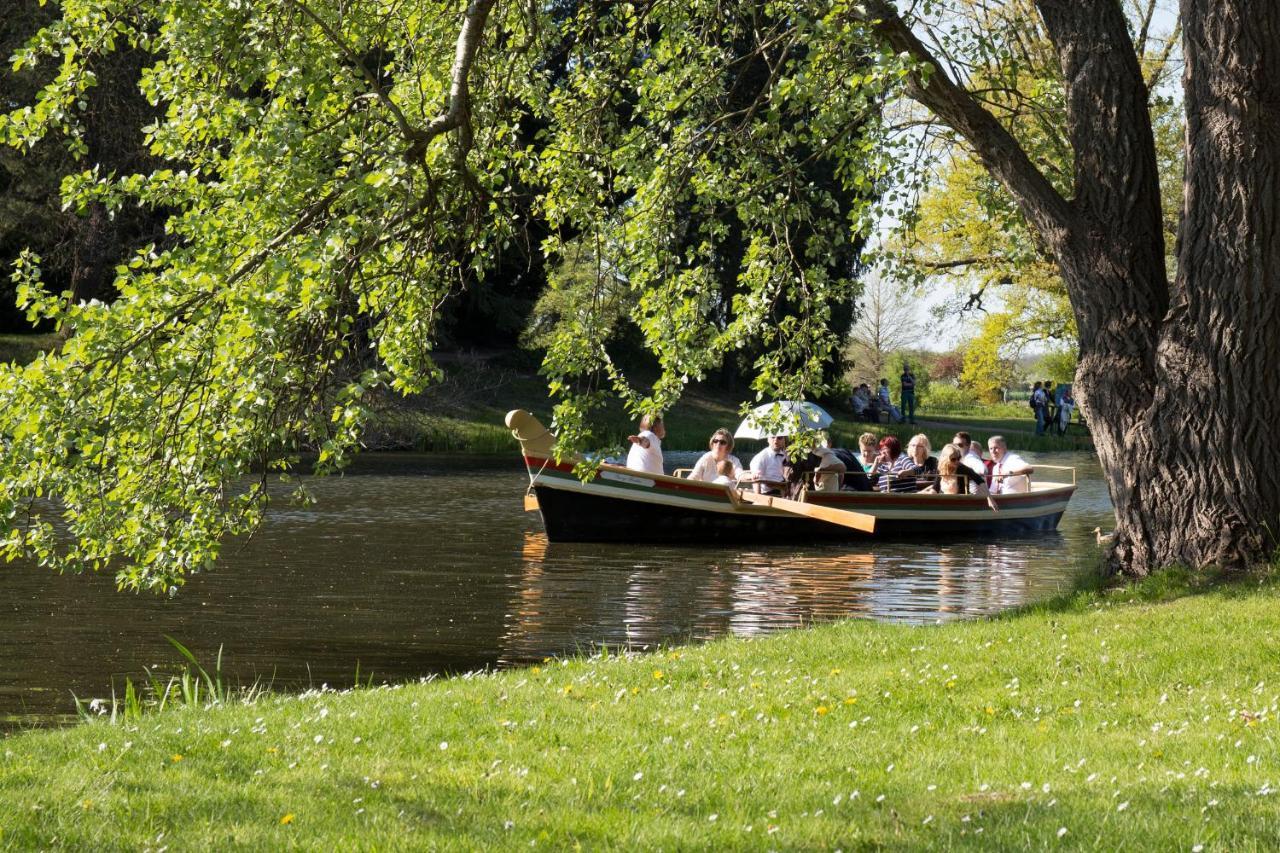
[855,1,1075,253]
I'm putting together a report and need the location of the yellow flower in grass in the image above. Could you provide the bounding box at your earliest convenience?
[170,754,183,763]
[280,813,295,825]
[653,670,664,681]
[815,706,830,716]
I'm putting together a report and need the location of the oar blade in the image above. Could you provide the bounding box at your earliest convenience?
[738,491,877,533]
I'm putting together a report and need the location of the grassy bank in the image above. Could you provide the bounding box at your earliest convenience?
[373,354,1095,455]
[0,334,1092,454]
[4,569,1279,848]
[0,332,58,365]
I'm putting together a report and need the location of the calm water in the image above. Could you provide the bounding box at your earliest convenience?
[0,450,1113,727]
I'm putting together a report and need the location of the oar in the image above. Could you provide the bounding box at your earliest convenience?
[737,490,877,534]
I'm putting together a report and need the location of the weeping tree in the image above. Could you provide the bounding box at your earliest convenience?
[0,0,892,591]
[1,0,1275,588]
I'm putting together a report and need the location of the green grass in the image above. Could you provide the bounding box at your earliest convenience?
[0,332,58,365]
[4,569,1280,848]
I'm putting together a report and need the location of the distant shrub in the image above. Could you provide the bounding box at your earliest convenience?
[920,384,980,413]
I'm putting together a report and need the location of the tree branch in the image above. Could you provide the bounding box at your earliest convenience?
[414,0,496,157]
[855,1,1075,254]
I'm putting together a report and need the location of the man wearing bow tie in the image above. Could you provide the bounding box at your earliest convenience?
[748,434,790,495]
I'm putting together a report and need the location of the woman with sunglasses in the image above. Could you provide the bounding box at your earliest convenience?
[688,428,744,483]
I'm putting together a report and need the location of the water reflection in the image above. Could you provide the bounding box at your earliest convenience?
[498,532,1063,662]
[0,451,1111,727]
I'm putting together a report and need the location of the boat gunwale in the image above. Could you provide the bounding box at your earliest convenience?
[521,453,1077,513]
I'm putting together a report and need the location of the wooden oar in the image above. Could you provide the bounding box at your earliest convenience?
[737,490,876,534]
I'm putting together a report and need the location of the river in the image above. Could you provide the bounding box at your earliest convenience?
[0,450,1112,727]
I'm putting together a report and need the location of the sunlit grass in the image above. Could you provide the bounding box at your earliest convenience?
[0,332,59,365]
[3,569,1279,848]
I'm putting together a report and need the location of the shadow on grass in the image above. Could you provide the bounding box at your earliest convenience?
[1001,560,1280,622]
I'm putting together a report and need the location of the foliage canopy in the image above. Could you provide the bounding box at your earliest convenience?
[0,0,907,590]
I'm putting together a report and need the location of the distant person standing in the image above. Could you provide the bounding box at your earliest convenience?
[900,364,917,424]
[1044,380,1058,429]
[1057,389,1076,435]
[625,414,665,475]
[1030,381,1048,435]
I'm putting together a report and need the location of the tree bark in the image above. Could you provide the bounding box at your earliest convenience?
[1112,0,1280,571]
[864,0,1280,574]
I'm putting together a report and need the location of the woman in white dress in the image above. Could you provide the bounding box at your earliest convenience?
[689,428,744,483]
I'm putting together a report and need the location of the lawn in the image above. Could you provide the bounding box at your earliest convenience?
[3,568,1278,849]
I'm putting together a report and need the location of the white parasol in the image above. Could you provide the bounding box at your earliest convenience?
[733,401,834,439]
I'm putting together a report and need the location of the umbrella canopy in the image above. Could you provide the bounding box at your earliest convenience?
[733,401,834,439]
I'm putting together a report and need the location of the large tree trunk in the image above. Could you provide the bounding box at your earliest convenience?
[1108,0,1280,572]
[866,0,1280,575]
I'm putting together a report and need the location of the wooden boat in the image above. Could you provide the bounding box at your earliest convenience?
[506,410,1076,543]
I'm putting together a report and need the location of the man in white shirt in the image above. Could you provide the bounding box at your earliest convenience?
[748,434,789,495]
[953,431,988,479]
[625,415,665,475]
[987,435,1034,494]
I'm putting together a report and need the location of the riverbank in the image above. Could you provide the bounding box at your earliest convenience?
[3,567,1276,848]
[368,352,1094,455]
[0,336,1093,453]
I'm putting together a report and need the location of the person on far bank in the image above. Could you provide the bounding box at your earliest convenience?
[987,435,1034,494]
[878,378,904,423]
[1057,389,1076,435]
[748,434,790,495]
[626,414,665,475]
[851,383,871,420]
[1030,381,1049,435]
[900,364,917,425]
[1044,379,1058,428]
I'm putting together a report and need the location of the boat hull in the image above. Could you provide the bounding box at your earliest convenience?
[526,457,1073,544]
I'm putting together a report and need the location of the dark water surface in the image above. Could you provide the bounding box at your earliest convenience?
[1,450,1113,727]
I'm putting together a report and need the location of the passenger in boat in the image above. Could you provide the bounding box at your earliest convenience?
[952,431,989,479]
[857,432,878,472]
[825,446,873,491]
[988,435,1034,494]
[925,444,989,495]
[786,444,848,494]
[625,414,665,475]
[689,428,744,483]
[905,433,938,490]
[748,434,790,495]
[713,459,737,484]
[872,435,916,492]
